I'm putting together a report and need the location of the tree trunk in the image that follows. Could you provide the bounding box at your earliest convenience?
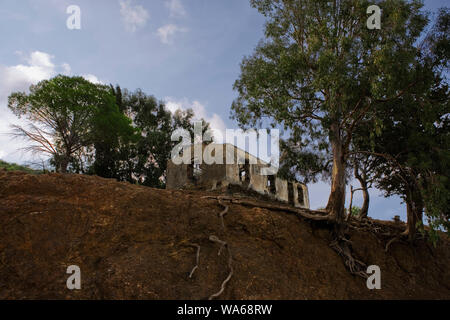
[59,152,70,174]
[404,189,424,241]
[326,124,347,225]
[405,201,415,241]
[60,158,69,173]
[359,186,369,219]
[354,164,369,219]
[346,185,354,221]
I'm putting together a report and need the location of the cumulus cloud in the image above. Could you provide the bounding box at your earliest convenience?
[156,24,187,44]
[0,52,56,102]
[119,0,149,32]
[165,0,186,17]
[164,97,227,143]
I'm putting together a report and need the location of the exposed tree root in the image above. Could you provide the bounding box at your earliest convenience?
[384,234,414,253]
[349,218,382,232]
[202,195,330,221]
[217,197,229,230]
[188,244,201,279]
[204,195,371,280]
[330,238,368,279]
[179,198,234,299]
[208,235,233,300]
[347,218,409,255]
[385,236,401,253]
[203,195,397,285]
[347,217,404,240]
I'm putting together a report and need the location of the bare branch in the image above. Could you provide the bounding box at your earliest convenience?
[9,123,57,156]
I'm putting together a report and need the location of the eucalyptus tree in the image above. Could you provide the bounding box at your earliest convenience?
[231,0,429,228]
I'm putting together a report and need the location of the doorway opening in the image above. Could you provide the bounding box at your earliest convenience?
[239,159,250,185]
[288,182,295,205]
[187,163,201,183]
[297,185,305,207]
[267,175,276,194]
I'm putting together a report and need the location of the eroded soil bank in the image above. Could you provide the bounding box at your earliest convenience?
[0,170,449,299]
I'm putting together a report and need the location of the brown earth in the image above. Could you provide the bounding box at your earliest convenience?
[0,169,449,300]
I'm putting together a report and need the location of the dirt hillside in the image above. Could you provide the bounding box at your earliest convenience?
[0,170,449,299]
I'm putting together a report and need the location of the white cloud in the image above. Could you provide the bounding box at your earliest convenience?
[119,0,149,33]
[0,51,56,106]
[62,63,71,75]
[164,97,227,143]
[26,51,55,69]
[82,74,103,84]
[165,0,186,17]
[156,24,187,44]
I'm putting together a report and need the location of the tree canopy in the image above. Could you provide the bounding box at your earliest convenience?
[8,75,131,173]
[231,0,446,238]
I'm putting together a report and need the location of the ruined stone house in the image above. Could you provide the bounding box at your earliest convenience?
[166,143,310,209]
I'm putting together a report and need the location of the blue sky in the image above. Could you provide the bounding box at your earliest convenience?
[0,0,447,221]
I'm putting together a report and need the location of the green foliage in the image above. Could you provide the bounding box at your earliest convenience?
[123,89,175,187]
[277,138,331,183]
[233,0,428,131]
[89,88,140,179]
[350,206,361,217]
[0,160,41,174]
[92,87,210,188]
[421,174,450,237]
[353,7,450,237]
